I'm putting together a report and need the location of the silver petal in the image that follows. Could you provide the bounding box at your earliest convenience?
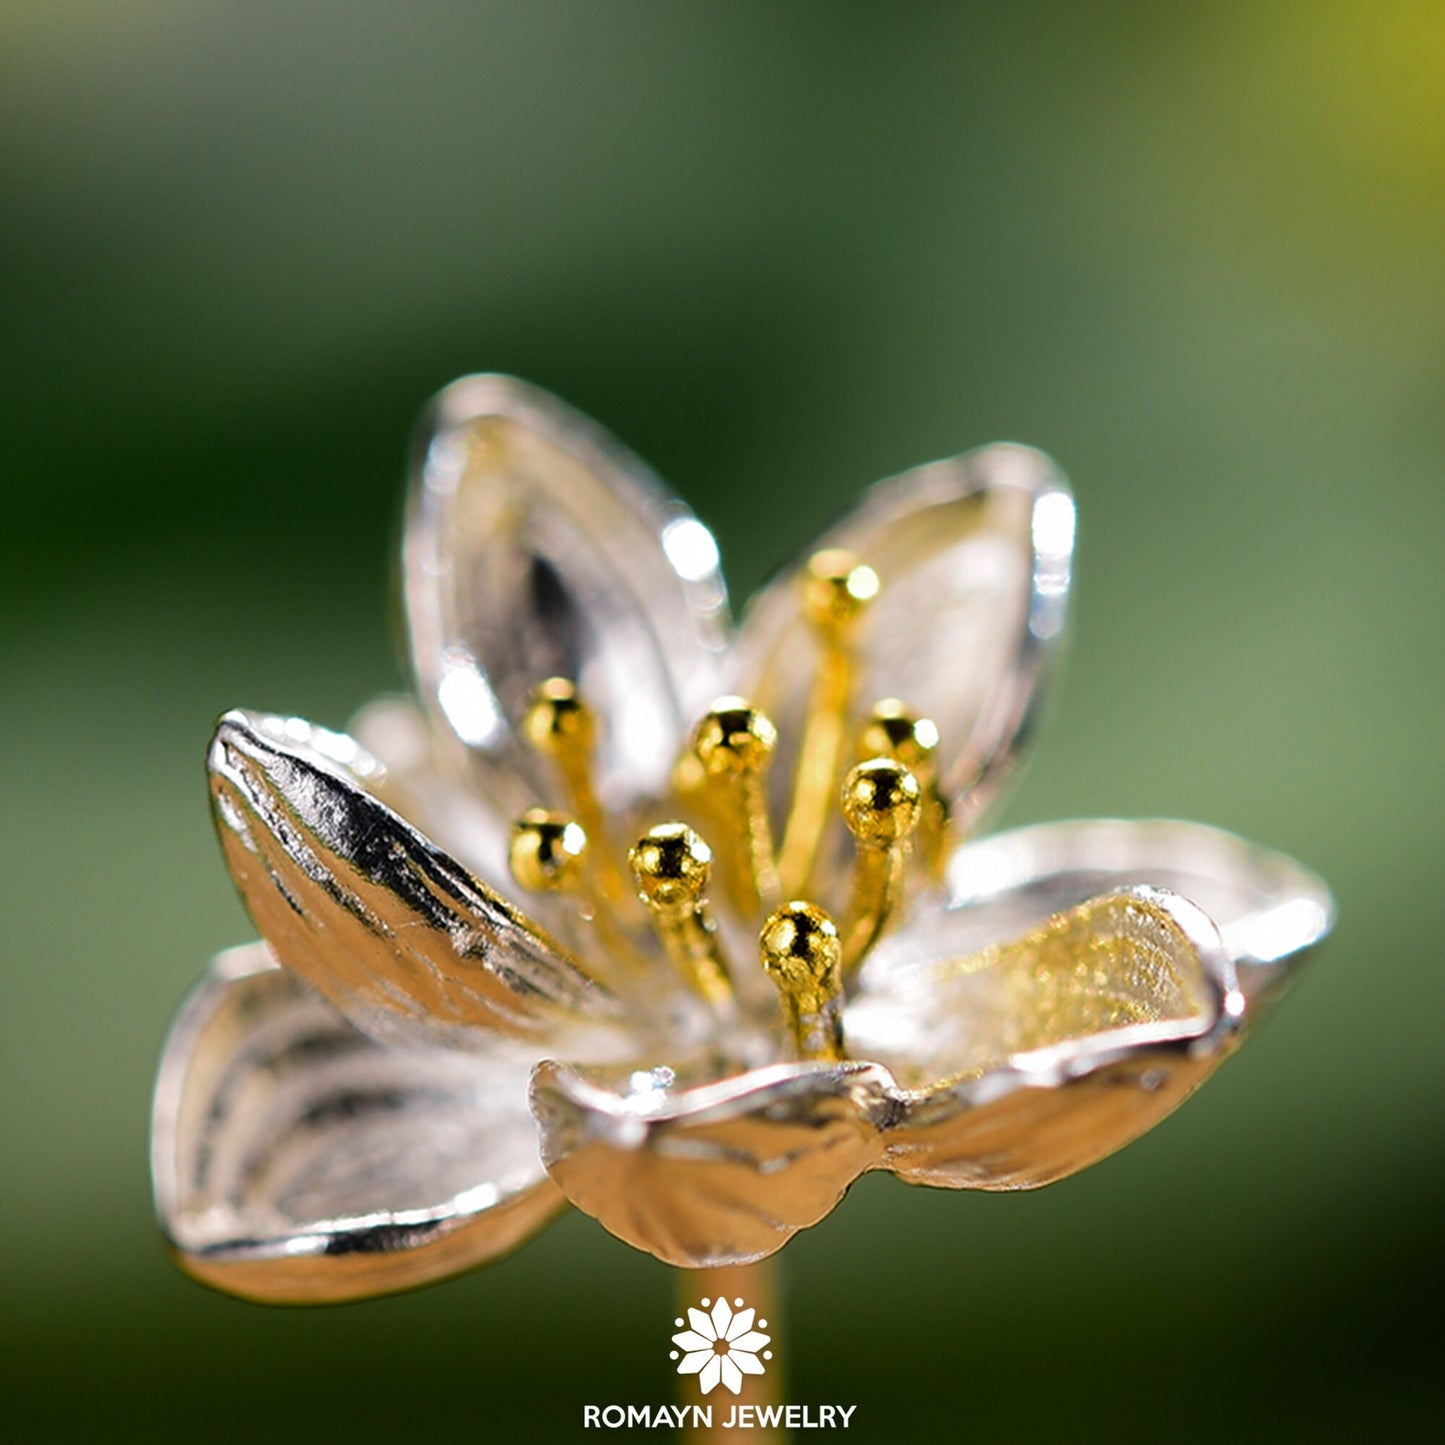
[207,708,629,1052]
[847,820,1332,1189]
[348,695,517,900]
[404,374,730,817]
[936,817,1334,1012]
[152,944,564,1303]
[856,886,1238,1188]
[847,885,1234,1092]
[734,443,1073,886]
[530,1060,893,1267]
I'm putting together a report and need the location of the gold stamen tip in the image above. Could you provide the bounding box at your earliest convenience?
[860,700,940,770]
[521,676,593,755]
[803,549,880,632]
[692,698,777,776]
[509,809,587,892]
[759,901,841,987]
[630,823,712,910]
[840,759,922,846]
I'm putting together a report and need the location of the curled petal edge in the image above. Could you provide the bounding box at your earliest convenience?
[530,1059,896,1269]
[152,944,565,1304]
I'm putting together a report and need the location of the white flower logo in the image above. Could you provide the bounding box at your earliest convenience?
[670,1296,773,1395]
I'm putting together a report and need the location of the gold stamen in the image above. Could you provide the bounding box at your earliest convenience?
[838,758,922,972]
[630,824,734,1006]
[759,902,845,1062]
[521,677,624,902]
[508,809,587,893]
[859,699,949,879]
[778,549,879,897]
[691,698,780,913]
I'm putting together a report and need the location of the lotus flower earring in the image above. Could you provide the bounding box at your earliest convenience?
[151,375,1333,1309]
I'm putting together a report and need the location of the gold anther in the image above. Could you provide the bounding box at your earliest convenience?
[509,809,587,893]
[839,758,921,971]
[630,823,734,1006]
[778,550,879,898]
[520,676,594,755]
[759,902,845,1062]
[691,698,780,913]
[859,700,949,879]
[521,677,623,902]
[802,548,880,634]
[859,699,940,772]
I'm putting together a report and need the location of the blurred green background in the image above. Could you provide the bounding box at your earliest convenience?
[3,2,1442,1439]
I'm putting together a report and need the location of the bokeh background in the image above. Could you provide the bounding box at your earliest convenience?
[3,2,1442,1439]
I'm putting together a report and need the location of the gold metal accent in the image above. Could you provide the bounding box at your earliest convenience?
[630,824,734,1006]
[759,902,845,1062]
[838,758,922,971]
[936,891,1211,1068]
[859,698,949,877]
[800,547,880,631]
[777,550,880,898]
[691,699,781,914]
[521,677,624,902]
[508,809,587,893]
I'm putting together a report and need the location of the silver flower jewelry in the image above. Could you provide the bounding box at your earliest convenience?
[151,375,1333,1304]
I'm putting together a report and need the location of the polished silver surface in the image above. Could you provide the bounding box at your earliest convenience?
[208,707,628,1055]
[531,1059,895,1269]
[404,375,730,821]
[152,944,563,1303]
[154,374,1333,1299]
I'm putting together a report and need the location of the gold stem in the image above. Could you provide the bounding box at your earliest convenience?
[777,551,879,899]
[839,842,906,972]
[521,678,628,906]
[760,903,845,1062]
[675,1259,782,1445]
[839,758,921,978]
[631,824,735,1007]
[691,700,781,915]
[777,639,851,898]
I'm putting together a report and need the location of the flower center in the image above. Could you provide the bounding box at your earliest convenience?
[505,550,950,1062]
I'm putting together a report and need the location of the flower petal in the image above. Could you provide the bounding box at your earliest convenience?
[348,696,517,899]
[404,374,730,816]
[863,886,1239,1189]
[938,818,1334,1011]
[847,886,1228,1090]
[710,1295,734,1340]
[676,1351,713,1377]
[529,1061,894,1267]
[672,1331,714,1353]
[151,944,563,1303]
[725,1307,756,1340]
[719,1355,744,1395]
[699,1356,723,1395]
[207,708,629,1053]
[734,444,1073,868]
[847,821,1332,1189]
